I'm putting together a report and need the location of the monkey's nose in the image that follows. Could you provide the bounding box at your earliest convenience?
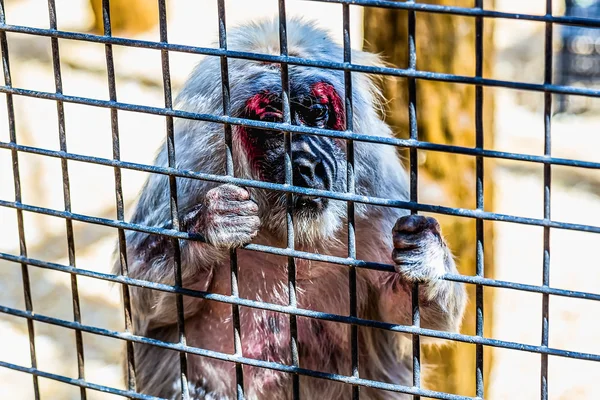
[293,159,330,191]
[295,195,325,210]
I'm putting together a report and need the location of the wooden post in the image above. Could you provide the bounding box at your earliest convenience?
[88,0,159,35]
[364,1,496,397]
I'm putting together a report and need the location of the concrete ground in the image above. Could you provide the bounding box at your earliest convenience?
[0,0,599,399]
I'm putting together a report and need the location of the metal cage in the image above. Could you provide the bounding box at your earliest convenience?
[1,0,600,399]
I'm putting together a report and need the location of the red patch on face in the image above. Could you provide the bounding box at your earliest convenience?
[310,82,346,131]
[245,91,278,119]
[237,91,280,174]
[238,85,346,170]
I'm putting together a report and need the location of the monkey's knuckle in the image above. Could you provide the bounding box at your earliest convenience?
[218,184,250,201]
[392,247,417,262]
[425,217,442,234]
[393,214,421,233]
[205,187,222,201]
[392,231,416,248]
[232,200,258,216]
[243,200,259,214]
[246,216,261,230]
[207,202,233,215]
[391,248,403,265]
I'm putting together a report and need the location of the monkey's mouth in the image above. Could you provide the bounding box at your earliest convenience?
[294,195,328,213]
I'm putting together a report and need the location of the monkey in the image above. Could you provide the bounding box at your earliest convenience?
[116,17,467,400]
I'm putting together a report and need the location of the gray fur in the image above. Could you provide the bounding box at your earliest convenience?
[116,17,466,400]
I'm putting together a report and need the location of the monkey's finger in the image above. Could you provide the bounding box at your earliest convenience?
[392,232,422,250]
[393,215,440,235]
[391,248,439,282]
[392,247,423,265]
[239,186,258,202]
[212,200,259,216]
[209,231,258,248]
[207,184,251,202]
[236,216,261,231]
[213,215,261,230]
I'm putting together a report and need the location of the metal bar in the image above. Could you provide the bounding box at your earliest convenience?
[406,4,421,397]
[46,2,87,399]
[1,24,600,99]
[216,2,245,399]
[302,0,600,28]
[0,305,506,400]
[342,4,359,400]
[101,0,137,393]
[277,2,300,398]
[4,251,600,359]
[157,1,189,398]
[0,85,595,174]
[0,1,40,398]
[555,0,570,114]
[2,303,600,397]
[3,87,599,170]
[4,251,600,304]
[474,0,484,397]
[2,181,600,238]
[541,1,554,399]
[0,361,160,400]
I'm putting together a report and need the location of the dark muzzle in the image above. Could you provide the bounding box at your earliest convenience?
[291,136,337,209]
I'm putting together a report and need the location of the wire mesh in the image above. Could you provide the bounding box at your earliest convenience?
[0,0,599,399]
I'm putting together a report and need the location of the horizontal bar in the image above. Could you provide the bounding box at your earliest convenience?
[0,360,159,400]
[302,0,600,28]
[1,153,600,236]
[2,85,600,170]
[2,252,600,361]
[1,24,600,99]
[0,305,474,400]
[2,247,599,302]
[448,273,600,302]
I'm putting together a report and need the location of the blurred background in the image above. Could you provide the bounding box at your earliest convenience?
[0,0,599,399]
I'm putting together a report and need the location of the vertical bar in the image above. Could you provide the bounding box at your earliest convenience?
[407,2,420,397]
[101,0,137,392]
[541,1,553,399]
[46,1,86,398]
[157,1,189,398]
[277,2,300,399]
[0,1,40,398]
[474,0,485,398]
[342,4,359,400]
[556,0,572,114]
[216,2,245,399]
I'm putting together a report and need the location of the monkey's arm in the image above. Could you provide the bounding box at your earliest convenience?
[377,215,467,339]
[123,184,260,330]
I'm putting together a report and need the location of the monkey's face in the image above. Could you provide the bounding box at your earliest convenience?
[236,79,347,244]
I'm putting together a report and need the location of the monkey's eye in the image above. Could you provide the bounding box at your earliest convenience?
[307,104,329,125]
[259,111,283,123]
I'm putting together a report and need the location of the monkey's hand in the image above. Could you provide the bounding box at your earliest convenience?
[123,184,258,328]
[199,184,260,249]
[389,214,466,334]
[392,214,449,284]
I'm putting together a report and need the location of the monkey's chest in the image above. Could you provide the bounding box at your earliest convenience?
[237,306,351,374]
[230,254,352,372]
